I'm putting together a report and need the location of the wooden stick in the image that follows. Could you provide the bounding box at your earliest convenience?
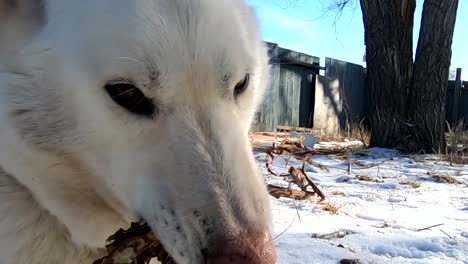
[300,163,326,201]
[416,223,444,232]
[267,184,315,200]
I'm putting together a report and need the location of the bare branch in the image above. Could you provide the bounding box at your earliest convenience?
[274,0,359,46]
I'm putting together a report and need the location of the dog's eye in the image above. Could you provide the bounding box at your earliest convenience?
[234,74,250,98]
[104,82,156,118]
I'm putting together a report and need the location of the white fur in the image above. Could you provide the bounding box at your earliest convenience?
[0,0,273,263]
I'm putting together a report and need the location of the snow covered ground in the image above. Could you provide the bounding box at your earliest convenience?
[254,139,468,264]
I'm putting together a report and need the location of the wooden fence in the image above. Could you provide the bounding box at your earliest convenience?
[446,68,467,125]
[253,42,466,132]
[253,42,320,132]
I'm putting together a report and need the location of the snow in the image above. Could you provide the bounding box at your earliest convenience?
[254,138,468,264]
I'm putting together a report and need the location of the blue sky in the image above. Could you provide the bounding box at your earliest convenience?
[247,0,468,80]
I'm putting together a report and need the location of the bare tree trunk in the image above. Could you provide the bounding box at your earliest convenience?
[360,0,416,148]
[408,0,459,153]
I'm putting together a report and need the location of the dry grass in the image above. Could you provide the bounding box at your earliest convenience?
[355,175,375,182]
[320,201,346,215]
[344,120,371,146]
[410,155,425,163]
[444,120,468,164]
[429,172,460,184]
[443,152,468,165]
[399,179,421,189]
[330,191,347,196]
[307,121,370,147]
[322,203,340,215]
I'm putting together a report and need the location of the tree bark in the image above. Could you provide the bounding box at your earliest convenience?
[408,0,459,153]
[359,0,416,148]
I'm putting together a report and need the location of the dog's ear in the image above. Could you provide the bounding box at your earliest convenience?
[0,0,44,58]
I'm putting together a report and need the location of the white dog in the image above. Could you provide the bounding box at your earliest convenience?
[0,0,276,263]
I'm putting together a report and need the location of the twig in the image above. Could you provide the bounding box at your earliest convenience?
[311,230,355,240]
[440,229,454,239]
[266,160,278,176]
[93,221,174,264]
[267,184,315,200]
[265,155,289,177]
[346,151,352,175]
[305,158,331,172]
[416,223,444,232]
[273,213,298,240]
[352,159,387,169]
[285,152,293,168]
[292,198,302,223]
[300,162,326,201]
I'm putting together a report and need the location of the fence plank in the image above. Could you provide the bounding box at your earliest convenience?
[252,42,280,132]
[325,57,368,128]
[451,68,463,123]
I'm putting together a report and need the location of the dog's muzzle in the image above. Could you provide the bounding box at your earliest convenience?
[206,227,276,264]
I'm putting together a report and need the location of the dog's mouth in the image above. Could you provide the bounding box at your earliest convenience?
[92,220,177,264]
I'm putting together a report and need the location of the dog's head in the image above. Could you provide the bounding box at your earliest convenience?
[0,0,276,263]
